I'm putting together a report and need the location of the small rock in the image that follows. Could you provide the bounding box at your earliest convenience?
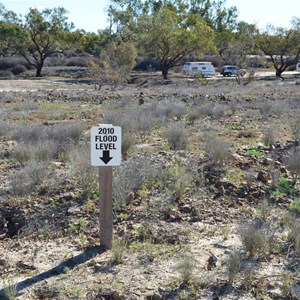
[280,166,288,175]
[207,254,218,270]
[257,170,269,184]
[16,261,36,271]
[180,205,192,213]
[262,157,274,165]
[59,192,75,200]
[67,206,81,214]
[0,258,9,268]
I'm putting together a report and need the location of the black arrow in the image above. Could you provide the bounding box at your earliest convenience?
[100,150,113,164]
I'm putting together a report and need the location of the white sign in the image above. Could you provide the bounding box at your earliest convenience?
[91,125,122,166]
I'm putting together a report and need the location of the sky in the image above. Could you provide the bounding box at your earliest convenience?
[1,0,299,33]
[225,0,299,30]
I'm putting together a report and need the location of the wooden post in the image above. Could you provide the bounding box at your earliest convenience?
[99,166,113,249]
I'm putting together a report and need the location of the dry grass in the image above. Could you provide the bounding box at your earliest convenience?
[0,71,300,299]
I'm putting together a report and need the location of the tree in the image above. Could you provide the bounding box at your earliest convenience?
[89,41,137,90]
[0,3,20,56]
[256,22,300,77]
[0,6,76,77]
[108,0,239,54]
[222,22,258,67]
[137,7,215,79]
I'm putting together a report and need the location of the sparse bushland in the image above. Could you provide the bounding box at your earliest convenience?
[235,68,257,86]
[1,71,300,299]
[198,102,227,119]
[103,106,162,133]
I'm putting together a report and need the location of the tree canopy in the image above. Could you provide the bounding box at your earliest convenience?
[137,7,215,79]
[0,4,78,77]
[256,22,300,77]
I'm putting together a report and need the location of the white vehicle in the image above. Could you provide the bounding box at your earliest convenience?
[183,61,216,77]
[296,62,300,72]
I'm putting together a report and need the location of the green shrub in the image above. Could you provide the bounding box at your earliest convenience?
[246,147,264,157]
[111,238,127,264]
[271,176,297,196]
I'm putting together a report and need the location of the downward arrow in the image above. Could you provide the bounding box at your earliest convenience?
[100,150,113,164]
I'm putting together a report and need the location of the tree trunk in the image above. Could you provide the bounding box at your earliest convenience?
[35,57,45,77]
[35,64,43,77]
[161,67,169,80]
[275,68,283,77]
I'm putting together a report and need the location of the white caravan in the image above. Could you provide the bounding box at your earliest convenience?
[183,61,216,77]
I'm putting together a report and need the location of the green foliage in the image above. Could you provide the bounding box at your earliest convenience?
[246,147,264,157]
[168,159,193,199]
[1,7,75,77]
[137,7,215,79]
[134,223,151,241]
[271,176,297,196]
[41,224,52,238]
[290,198,300,215]
[111,239,127,264]
[255,24,300,77]
[90,41,137,90]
